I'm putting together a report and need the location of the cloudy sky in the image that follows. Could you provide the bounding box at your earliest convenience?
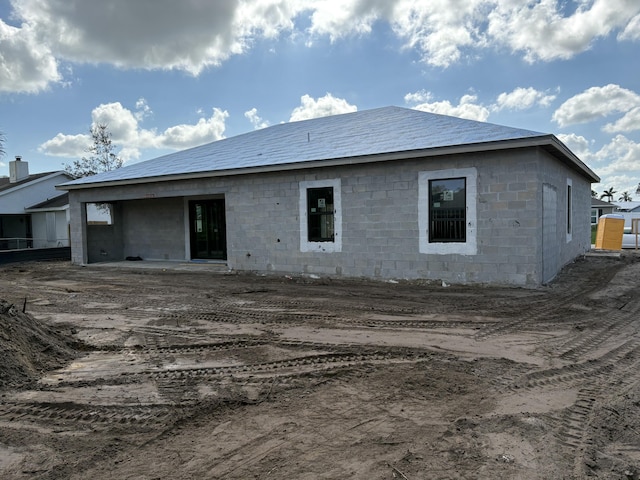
[1,0,639,198]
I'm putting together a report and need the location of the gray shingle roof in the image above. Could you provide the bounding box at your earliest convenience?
[0,172,57,193]
[60,106,573,188]
[26,193,69,210]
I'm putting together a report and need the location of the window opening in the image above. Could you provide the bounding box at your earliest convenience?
[567,184,572,234]
[307,187,334,242]
[429,177,466,242]
[86,203,113,225]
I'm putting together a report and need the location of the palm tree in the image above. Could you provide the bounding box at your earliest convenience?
[619,191,633,202]
[0,131,5,158]
[600,187,616,202]
[591,190,598,198]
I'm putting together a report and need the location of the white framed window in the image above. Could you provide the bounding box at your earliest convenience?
[418,168,477,255]
[566,178,573,243]
[299,179,342,253]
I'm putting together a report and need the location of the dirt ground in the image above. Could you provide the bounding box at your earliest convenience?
[1,254,640,480]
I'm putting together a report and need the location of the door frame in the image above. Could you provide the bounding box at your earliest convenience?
[186,196,227,261]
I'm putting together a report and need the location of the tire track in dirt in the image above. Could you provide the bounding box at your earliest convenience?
[518,340,640,477]
[0,348,429,431]
[474,257,625,340]
[114,350,427,384]
[159,308,337,325]
[0,402,176,429]
[513,341,640,391]
[555,298,640,361]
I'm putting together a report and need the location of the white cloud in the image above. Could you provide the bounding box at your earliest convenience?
[494,87,556,111]
[307,0,484,67]
[552,84,640,127]
[618,13,640,40]
[289,94,357,122]
[405,90,490,122]
[3,0,305,92]
[557,133,596,163]
[307,0,391,41]
[487,0,640,63]
[307,0,639,66]
[0,19,60,93]
[2,1,639,93]
[39,102,228,161]
[560,132,640,171]
[39,133,92,158]
[389,0,486,67]
[603,106,640,133]
[159,108,228,150]
[244,108,270,130]
[557,133,640,194]
[90,102,140,146]
[134,98,152,122]
[592,135,640,175]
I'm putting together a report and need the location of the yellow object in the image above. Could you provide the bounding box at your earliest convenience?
[595,214,625,250]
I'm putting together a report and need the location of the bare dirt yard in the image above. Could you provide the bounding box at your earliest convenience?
[1,254,640,479]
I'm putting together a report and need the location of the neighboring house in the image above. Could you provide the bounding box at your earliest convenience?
[59,106,599,286]
[591,198,617,225]
[0,157,73,250]
[612,201,640,228]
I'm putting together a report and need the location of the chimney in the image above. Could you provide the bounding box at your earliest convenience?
[9,156,29,183]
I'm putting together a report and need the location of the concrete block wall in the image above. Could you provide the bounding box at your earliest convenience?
[68,198,85,264]
[67,146,595,286]
[226,150,545,285]
[475,150,541,284]
[86,203,123,263]
[539,151,594,281]
[121,198,186,261]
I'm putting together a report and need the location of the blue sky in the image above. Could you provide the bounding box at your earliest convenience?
[1,0,639,199]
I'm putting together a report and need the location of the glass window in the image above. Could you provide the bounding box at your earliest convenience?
[307,187,334,242]
[429,178,466,243]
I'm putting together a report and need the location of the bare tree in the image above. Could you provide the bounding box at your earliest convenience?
[64,124,123,178]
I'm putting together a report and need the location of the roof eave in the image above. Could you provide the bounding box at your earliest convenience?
[2,171,72,196]
[25,205,69,213]
[542,135,600,183]
[59,136,599,191]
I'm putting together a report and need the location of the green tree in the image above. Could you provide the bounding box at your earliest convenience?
[600,187,616,202]
[65,124,123,177]
[591,189,598,198]
[618,191,633,202]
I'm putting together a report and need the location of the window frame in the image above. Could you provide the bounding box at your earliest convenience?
[428,177,467,243]
[299,179,342,253]
[307,186,335,242]
[566,178,573,242]
[418,168,477,255]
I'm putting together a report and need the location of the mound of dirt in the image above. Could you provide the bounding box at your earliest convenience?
[0,299,79,389]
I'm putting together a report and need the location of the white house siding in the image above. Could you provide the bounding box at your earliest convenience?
[1,175,67,214]
[67,147,593,286]
[30,210,69,248]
